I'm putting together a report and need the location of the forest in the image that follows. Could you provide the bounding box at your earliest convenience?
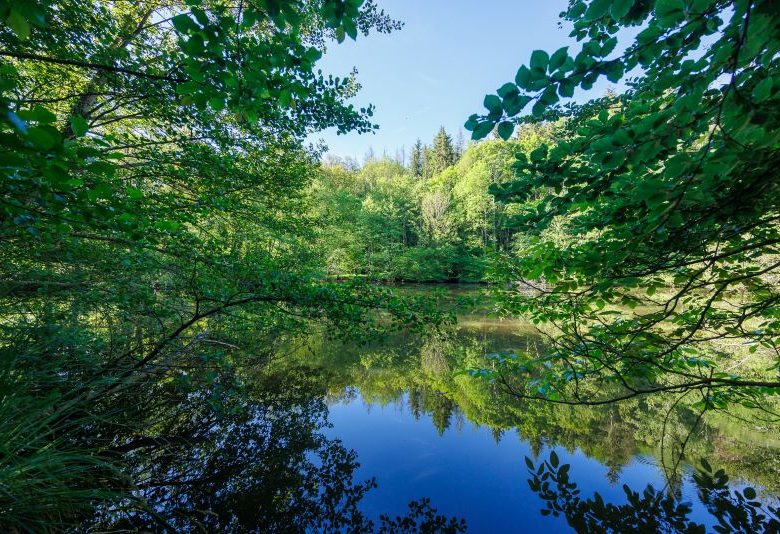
[311,123,554,282]
[1,0,779,531]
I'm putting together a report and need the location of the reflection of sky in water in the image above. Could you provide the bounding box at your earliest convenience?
[327,392,561,531]
[325,390,776,533]
[305,287,779,531]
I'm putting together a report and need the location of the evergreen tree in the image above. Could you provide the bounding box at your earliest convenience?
[422,146,435,178]
[410,139,425,177]
[428,126,456,175]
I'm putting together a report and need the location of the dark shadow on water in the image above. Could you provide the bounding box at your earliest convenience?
[83,287,780,531]
[525,452,780,533]
[85,367,466,532]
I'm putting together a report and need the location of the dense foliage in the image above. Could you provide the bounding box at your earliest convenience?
[312,124,554,282]
[467,0,780,409]
[527,452,779,532]
[3,0,780,529]
[0,0,448,528]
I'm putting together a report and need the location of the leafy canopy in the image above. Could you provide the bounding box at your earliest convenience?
[467,0,780,408]
[0,0,446,527]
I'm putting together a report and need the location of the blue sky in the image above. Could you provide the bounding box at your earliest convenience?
[310,0,591,160]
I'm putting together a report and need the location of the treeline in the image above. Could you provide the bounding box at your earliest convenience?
[311,124,554,282]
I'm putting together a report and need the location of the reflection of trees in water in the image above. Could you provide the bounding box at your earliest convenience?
[407,387,458,436]
[603,411,639,486]
[409,388,424,419]
[301,324,780,496]
[525,452,780,533]
[84,368,465,532]
[430,394,456,436]
[421,335,451,376]
[85,368,370,530]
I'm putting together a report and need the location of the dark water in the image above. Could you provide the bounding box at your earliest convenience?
[95,286,780,532]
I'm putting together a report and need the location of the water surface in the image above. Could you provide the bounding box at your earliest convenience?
[307,285,780,532]
[96,285,780,531]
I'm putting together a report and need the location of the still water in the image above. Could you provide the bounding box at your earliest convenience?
[309,286,780,532]
[102,286,779,531]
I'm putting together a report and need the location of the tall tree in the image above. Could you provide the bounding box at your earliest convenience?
[410,138,425,177]
[467,0,780,408]
[420,190,455,246]
[428,126,457,175]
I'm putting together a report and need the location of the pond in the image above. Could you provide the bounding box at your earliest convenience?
[308,286,780,532]
[101,285,780,532]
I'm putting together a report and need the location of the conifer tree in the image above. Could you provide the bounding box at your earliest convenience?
[428,126,456,174]
[410,139,425,177]
[423,146,435,178]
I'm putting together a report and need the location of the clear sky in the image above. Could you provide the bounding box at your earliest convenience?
[310,0,587,161]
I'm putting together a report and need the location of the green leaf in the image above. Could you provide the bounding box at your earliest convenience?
[344,19,357,40]
[540,85,559,106]
[530,145,548,162]
[70,115,89,137]
[171,14,196,33]
[497,82,518,98]
[601,37,618,56]
[27,126,57,150]
[6,9,30,39]
[655,0,685,25]
[606,61,624,82]
[515,65,532,89]
[530,50,549,72]
[585,0,612,21]
[550,450,559,467]
[610,0,634,19]
[569,2,587,18]
[279,88,292,107]
[181,35,205,55]
[743,487,756,500]
[190,7,208,25]
[558,79,576,98]
[503,94,531,116]
[603,149,626,169]
[549,47,569,71]
[531,100,546,117]
[497,121,514,140]
[304,47,322,63]
[472,121,494,140]
[752,78,773,102]
[464,115,479,131]
[19,106,56,124]
[483,94,502,113]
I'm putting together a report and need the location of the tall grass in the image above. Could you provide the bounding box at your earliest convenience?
[0,334,130,531]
